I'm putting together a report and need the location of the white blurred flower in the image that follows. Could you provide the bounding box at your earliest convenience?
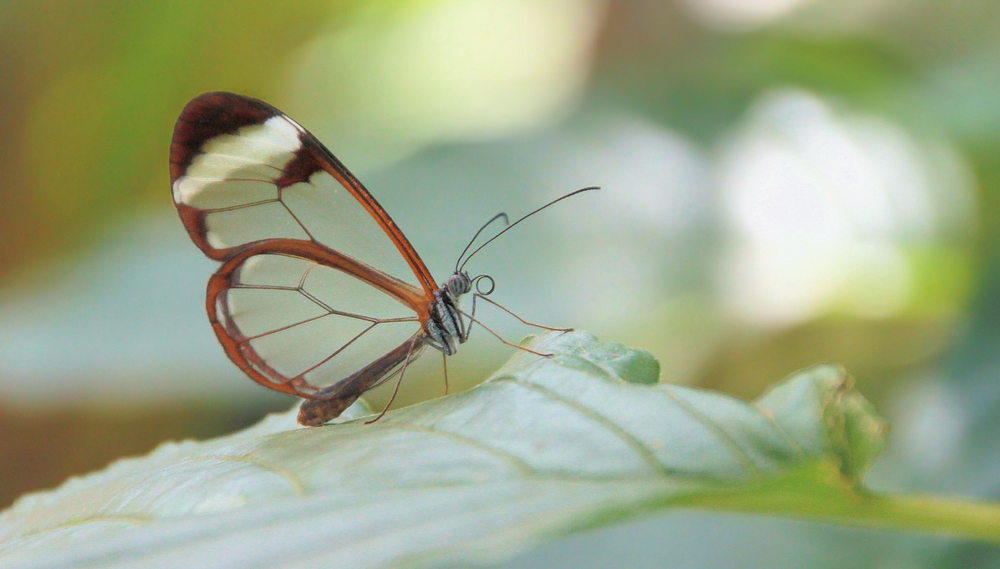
[679,0,807,31]
[548,115,711,325]
[716,89,975,327]
[679,0,903,33]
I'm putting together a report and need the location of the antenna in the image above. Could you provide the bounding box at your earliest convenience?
[458,186,600,273]
[455,212,509,272]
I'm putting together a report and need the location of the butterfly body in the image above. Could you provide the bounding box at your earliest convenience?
[426,271,472,355]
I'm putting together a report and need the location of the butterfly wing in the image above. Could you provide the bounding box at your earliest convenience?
[170,92,435,401]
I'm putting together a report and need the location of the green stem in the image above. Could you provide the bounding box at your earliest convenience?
[682,466,1000,543]
[849,494,1000,542]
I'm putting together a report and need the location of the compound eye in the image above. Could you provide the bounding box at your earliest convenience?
[446,273,471,296]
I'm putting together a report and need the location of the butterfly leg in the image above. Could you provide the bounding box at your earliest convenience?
[458,309,555,357]
[461,290,480,341]
[442,351,449,396]
[364,339,418,424]
[473,293,573,333]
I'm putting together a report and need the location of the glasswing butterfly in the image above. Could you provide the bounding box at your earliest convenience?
[170,92,595,426]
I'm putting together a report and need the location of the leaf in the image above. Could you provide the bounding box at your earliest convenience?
[0,331,995,569]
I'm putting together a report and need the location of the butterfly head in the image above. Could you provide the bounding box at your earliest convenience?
[445,271,473,298]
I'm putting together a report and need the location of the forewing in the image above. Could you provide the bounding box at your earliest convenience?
[209,247,426,398]
[170,92,437,297]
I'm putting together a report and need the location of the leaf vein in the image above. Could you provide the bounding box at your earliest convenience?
[344,423,539,477]
[493,377,672,478]
[191,454,306,495]
[660,387,761,476]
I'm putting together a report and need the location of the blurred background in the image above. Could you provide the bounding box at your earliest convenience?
[1,0,999,566]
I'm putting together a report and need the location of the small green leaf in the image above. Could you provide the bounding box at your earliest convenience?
[0,331,996,569]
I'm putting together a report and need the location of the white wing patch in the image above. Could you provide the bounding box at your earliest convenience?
[172,116,303,208]
[201,115,302,165]
[174,177,278,209]
[187,153,280,179]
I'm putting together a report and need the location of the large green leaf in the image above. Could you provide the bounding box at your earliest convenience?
[0,331,996,569]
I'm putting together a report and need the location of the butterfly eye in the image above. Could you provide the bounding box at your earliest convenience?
[446,272,473,297]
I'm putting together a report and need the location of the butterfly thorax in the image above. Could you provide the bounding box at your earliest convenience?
[425,272,472,355]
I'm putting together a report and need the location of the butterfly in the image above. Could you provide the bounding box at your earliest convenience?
[170,92,596,426]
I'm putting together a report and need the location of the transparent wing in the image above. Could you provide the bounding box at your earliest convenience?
[209,247,426,398]
[170,92,437,297]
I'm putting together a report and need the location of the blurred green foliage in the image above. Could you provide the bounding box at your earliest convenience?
[1,0,1000,566]
[0,0,354,278]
